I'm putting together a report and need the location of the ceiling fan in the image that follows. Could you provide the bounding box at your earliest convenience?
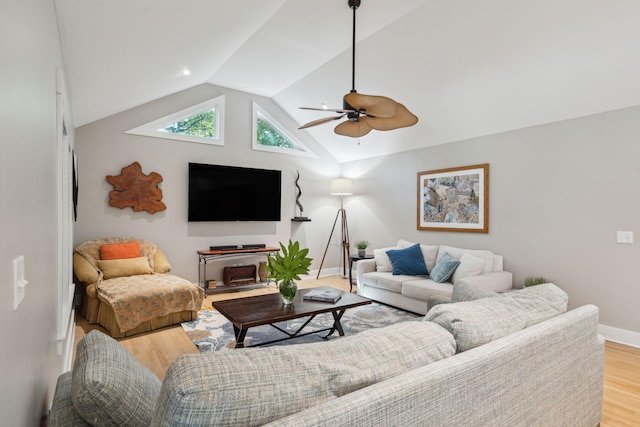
[298,0,418,138]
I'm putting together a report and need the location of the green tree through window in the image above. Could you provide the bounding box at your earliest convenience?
[256,118,298,149]
[162,109,216,139]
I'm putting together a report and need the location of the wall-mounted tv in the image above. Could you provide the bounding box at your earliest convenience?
[188,162,282,222]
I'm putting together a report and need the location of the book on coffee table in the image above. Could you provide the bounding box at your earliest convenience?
[303,288,342,303]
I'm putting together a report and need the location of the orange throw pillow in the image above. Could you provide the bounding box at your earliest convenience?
[100,241,141,260]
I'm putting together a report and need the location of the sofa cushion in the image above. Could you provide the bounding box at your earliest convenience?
[402,279,453,301]
[362,271,411,293]
[386,244,428,276]
[99,241,141,260]
[96,256,153,279]
[437,245,494,274]
[71,330,161,426]
[451,253,485,284]
[397,239,439,272]
[373,246,399,272]
[424,283,568,352]
[429,252,460,283]
[152,321,456,427]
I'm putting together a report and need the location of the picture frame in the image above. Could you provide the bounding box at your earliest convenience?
[417,163,489,233]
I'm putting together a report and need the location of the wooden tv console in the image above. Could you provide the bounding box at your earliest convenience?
[197,247,280,293]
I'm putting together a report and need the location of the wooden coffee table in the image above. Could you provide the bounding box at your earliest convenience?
[212,286,372,348]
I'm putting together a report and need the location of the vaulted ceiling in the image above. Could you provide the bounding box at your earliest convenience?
[55,0,640,163]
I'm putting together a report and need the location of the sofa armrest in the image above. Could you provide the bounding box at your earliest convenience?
[456,271,513,292]
[153,248,172,273]
[356,259,377,291]
[73,252,99,285]
[427,295,450,312]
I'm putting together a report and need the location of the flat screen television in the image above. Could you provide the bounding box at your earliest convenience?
[188,162,282,222]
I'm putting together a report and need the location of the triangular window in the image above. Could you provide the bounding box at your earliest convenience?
[125,95,225,146]
[252,102,317,158]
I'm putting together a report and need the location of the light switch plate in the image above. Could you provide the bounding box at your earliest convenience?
[13,256,27,310]
[616,231,634,244]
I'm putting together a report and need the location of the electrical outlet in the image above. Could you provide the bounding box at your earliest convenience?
[616,231,634,244]
[13,256,28,310]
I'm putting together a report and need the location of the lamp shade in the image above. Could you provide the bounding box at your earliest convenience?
[330,178,353,195]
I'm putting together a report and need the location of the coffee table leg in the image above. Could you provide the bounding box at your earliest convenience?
[233,325,248,348]
[322,309,346,338]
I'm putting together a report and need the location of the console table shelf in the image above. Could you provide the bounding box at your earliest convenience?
[197,247,280,293]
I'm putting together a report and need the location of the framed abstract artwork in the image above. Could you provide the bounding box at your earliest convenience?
[417,163,489,233]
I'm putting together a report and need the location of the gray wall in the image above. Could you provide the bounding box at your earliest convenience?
[73,84,344,283]
[342,106,640,335]
[0,0,69,425]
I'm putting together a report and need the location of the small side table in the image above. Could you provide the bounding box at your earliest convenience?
[349,254,374,292]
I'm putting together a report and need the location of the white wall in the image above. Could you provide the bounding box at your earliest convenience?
[342,105,640,337]
[0,0,71,425]
[74,84,344,283]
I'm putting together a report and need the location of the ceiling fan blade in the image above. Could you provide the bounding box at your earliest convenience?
[344,93,398,118]
[300,107,356,114]
[298,114,345,130]
[334,118,372,138]
[365,103,419,131]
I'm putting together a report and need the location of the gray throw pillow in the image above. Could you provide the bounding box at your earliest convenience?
[71,330,161,426]
[429,252,460,283]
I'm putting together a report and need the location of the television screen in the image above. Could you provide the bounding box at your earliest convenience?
[188,163,282,222]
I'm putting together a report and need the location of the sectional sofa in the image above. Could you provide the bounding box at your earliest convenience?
[357,239,513,314]
[49,283,603,426]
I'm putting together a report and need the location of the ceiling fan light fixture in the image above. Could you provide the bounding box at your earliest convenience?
[298,0,418,137]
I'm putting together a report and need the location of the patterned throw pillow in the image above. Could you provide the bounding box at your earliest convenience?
[429,252,460,283]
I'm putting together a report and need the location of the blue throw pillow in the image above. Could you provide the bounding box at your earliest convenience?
[386,243,428,276]
[430,253,460,283]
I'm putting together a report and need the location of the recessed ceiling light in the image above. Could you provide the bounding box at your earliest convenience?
[181,69,191,76]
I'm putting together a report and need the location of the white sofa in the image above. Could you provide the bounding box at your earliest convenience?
[357,239,513,314]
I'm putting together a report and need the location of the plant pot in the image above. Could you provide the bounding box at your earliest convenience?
[279,280,297,305]
[358,249,366,257]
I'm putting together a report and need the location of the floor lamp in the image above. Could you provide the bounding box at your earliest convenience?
[316,178,353,279]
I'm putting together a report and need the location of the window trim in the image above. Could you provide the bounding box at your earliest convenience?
[252,101,317,158]
[125,95,225,145]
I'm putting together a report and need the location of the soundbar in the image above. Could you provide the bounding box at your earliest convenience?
[209,244,266,251]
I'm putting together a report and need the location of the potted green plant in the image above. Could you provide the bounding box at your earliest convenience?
[524,277,548,287]
[265,240,313,305]
[354,240,370,257]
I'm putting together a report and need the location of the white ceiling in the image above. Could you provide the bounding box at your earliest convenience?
[55,0,640,163]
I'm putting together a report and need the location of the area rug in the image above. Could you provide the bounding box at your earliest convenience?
[181,302,421,352]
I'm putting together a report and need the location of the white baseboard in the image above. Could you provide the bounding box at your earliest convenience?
[598,323,640,348]
[309,267,340,279]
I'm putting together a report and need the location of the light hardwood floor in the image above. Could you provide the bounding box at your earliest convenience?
[73,276,639,426]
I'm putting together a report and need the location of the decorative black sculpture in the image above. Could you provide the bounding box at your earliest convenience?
[293,170,309,221]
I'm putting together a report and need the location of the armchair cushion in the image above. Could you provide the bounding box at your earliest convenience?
[99,241,141,260]
[96,257,153,280]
